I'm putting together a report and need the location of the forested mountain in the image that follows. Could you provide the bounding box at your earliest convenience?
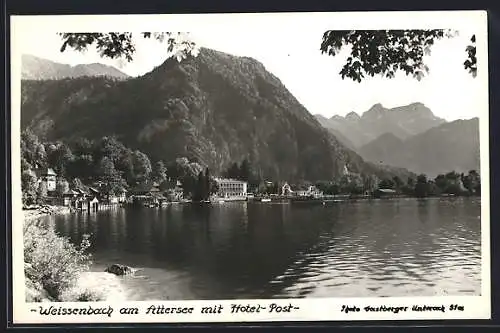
[21,48,412,182]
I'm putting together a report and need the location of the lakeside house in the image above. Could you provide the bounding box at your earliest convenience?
[34,167,57,193]
[62,189,79,206]
[56,181,126,211]
[296,185,323,198]
[62,184,92,210]
[88,197,99,212]
[129,181,172,206]
[281,182,323,198]
[63,189,100,211]
[69,195,100,211]
[161,179,184,201]
[281,182,293,196]
[107,189,127,204]
[88,186,100,198]
[91,181,128,204]
[214,178,248,200]
[130,181,160,196]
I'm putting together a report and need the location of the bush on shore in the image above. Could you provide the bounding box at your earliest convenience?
[23,218,99,302]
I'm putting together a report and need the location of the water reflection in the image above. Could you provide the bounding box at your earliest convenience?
[48,197,481,300]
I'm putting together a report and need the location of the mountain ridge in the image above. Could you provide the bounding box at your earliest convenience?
[22,54,130,80]
[315,102,446,148]
[358,117,480,176]
[21,48,413,183]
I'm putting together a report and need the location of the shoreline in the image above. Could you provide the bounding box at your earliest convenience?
[22,203,125,222]
[23,205,72,222]
[22,194,479,223]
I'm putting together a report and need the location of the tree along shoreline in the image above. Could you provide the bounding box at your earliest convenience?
[21,130,480,209]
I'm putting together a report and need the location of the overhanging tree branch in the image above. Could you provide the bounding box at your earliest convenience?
[320,29,476,82]
[58,32,198,63]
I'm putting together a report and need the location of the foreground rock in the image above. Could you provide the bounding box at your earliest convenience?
[105,264,135,276]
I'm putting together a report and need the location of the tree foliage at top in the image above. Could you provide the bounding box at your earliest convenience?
[464,34,477,76]
[57,30,477,85]
[58,32,199,63]
[320,30,477,82]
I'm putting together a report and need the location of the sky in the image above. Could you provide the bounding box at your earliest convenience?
[13,12,487,121]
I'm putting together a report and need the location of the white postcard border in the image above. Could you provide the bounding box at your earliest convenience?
[10,10,490,324]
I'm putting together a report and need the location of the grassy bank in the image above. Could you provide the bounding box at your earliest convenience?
[23,208,127,302]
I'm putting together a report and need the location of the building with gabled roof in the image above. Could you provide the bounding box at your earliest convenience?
[35,167,57,192]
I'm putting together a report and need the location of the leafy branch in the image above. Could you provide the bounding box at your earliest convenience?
[58,32,198,62]
[320,29,476,82]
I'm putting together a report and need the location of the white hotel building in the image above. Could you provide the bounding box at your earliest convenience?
[214,178,248,200]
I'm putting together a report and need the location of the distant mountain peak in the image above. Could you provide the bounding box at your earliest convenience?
[359,118,479,177]
[22,54,129,80]
[368,103,385,111]
[399,102,427,111]
[316,102,447,148]
[345,111,361,121]
[330,114,344,120]
[409,101,425,107]
[362,103,388,120]
[314,114,328,120]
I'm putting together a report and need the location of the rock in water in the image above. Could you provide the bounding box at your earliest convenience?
[105,264,133,276]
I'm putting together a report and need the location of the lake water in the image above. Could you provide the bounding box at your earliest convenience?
[48,197,481,300]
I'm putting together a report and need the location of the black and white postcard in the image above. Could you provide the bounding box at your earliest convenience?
[10,10,490,324]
